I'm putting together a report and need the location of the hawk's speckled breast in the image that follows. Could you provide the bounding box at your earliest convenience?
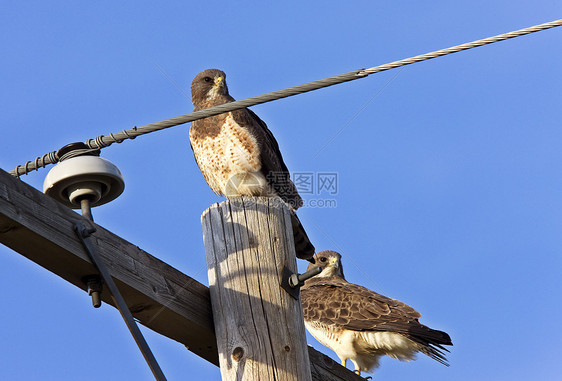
[190,112,262,196]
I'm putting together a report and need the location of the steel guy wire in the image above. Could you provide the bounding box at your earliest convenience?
[9,19,562,177]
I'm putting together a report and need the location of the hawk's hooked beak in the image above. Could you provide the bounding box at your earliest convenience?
[329,257,339,268]
[214,76,224,87]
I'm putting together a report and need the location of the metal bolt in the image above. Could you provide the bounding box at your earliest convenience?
[288,266,322,288]
[84,275,103,308]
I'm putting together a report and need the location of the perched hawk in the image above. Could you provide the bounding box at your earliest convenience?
[190,69,313,259]
[190,69,302,209]
[301,251,452,375]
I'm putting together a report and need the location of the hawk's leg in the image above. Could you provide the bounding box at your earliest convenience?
[350,359,362,376]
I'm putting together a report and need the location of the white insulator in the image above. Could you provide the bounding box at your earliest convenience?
[66,181,103,205]
[43,155,125,209]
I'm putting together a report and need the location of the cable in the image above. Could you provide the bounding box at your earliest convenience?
[10,19,562,177]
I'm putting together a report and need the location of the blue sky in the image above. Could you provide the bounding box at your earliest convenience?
[1,2,561,380]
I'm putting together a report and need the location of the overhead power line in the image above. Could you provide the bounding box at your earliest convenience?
[10,19,562,177]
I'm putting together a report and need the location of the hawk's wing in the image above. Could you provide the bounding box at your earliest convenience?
[301,277,452,365]
[302,277,420,332]
[301,277,451,346]
[231,107,303,209]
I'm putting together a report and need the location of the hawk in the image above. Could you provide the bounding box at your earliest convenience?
[301,250,452,375]
[190,69,302,209]
[190,69,313,259]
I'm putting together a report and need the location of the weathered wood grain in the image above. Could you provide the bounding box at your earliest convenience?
[0,168,218,364]
[202,197,313,381]
[308,347,365,381]
[0,168,364,380]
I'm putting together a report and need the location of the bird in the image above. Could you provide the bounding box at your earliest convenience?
[300,250,452,375]
[189,69,314,259]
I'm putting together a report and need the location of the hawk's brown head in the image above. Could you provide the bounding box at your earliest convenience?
[307,250,345,279]
[191,69,229,107]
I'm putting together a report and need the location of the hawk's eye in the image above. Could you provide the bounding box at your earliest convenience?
[319,257,327,263]
[204,77,212,82]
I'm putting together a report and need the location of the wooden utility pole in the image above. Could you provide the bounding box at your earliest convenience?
[202,197,311,380]
[0,168,363,380]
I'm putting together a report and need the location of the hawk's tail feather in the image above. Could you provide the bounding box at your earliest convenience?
[419,343,450,366]
[290,211,315,261]
[409,326,452,366]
